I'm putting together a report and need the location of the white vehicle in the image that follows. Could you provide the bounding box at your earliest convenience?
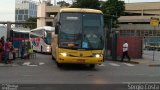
[30,26,55,53]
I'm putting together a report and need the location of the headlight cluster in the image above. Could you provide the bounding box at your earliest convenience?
[60,53,67,57]
[93,54,103,58]
[59,52,102,58]
[47,46,50,52]
[47,46,50,49]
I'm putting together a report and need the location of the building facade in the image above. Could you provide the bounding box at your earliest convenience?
[118,2,160,37]
[15,0,37,23]
[117,2,160,48]
[37,0,61,27]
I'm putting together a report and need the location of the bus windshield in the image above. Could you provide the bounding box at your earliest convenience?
[44,31,52,45]
[59,12,104,50]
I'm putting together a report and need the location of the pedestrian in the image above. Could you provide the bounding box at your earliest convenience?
[121,41,130,62]
[0,42,3,61]
[1,36,5,46]
[20,42,25,59]
[4,39,10,64]
[8,42,14,62]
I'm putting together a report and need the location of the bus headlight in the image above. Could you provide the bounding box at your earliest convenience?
[93,54,102,58]
[60,53,67,57]
[95,54,100,58]
[47,46,50,49]
[47,46,50,52]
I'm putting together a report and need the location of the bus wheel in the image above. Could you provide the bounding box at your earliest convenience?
[89,64,95,68]
[56,62,63,67]
[52,55,55,60]
[41,46,43,53]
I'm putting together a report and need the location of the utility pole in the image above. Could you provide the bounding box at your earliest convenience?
[150,17,159,61]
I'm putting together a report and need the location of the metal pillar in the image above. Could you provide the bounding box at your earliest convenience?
[111,32,118,61]
[7,22,11,40]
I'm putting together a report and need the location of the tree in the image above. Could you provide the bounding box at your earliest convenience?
[100,0,125,58]
[57,1,70,7]
[23,17,37,29]
[101,0,125,28]
[71,0,100,9]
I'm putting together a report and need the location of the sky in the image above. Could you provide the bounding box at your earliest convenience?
[0,0,160,22]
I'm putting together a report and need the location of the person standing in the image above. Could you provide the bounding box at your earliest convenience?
[8,42,14,62]
[121,41,130,62]
[21,43,25,59]
[0,42,3,61]
[4,39,10,64]
[1,36,5,46]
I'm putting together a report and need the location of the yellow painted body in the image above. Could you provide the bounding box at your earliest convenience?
[56,48,104,64]
[51,8,104,65]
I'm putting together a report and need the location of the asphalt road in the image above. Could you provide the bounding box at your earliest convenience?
[0,52,159,90]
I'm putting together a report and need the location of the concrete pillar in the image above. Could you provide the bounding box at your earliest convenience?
[37,2,46,27]
[141,9,144,16]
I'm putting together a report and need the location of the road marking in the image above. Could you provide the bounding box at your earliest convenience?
[22,62,45,67]
[27,65,38,67]
[98,64,105,66]
[109,63,120,66]
[39,62,45,65]
[123,63,135,66]
[23,75,32,77]
[22,62,31,66]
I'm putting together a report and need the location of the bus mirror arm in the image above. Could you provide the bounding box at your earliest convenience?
[57,22,61,25]
[55,22,60,34]
[55,25,59,34]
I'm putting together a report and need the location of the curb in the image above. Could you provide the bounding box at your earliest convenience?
[148,64,160,67]
[105,59,140,64]
[127,61,139,64]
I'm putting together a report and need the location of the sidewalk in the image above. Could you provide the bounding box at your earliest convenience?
[131,58,160,66]
[105,56,160,66]
[0,57,37,67]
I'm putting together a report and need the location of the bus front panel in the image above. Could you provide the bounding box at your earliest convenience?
[56,48,104,64]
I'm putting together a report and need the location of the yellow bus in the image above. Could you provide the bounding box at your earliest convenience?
[51,8,105,68]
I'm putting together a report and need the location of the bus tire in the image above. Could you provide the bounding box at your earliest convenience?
[56,62,63,67]
[52,55,55,60]
[89,64,95,68]
[41,46,43,53]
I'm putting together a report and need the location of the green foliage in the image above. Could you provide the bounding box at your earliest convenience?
[57,1,70,7]
[71,0,100,9]
[101,0,125,28]
[70,0,125,28]
[101,0,125,18]
[23,17,37,29]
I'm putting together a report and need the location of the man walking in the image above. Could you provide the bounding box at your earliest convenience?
[121,41,130,62]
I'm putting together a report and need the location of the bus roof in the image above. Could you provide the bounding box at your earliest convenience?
[31,26,55,32]
[12,29,30,33]
[60,8,103,14]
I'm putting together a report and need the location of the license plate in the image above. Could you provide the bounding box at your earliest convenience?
[77,59,85,63]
